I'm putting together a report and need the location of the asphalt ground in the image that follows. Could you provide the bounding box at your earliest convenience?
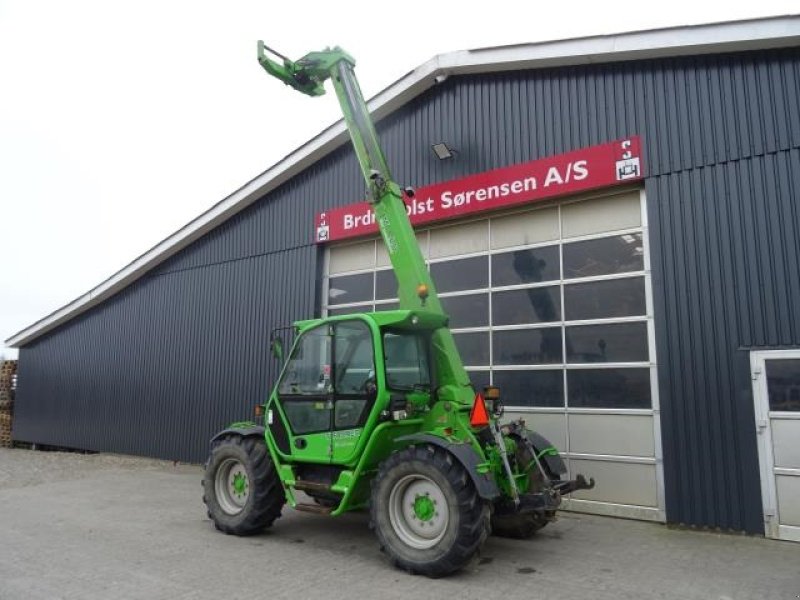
[0,447,798,600]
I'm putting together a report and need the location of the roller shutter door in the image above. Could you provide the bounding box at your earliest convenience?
[323,189,665,521]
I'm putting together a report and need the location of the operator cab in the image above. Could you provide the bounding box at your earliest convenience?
[268,311,441,465]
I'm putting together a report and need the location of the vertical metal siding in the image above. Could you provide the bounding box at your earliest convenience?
[648,148,800,532]
[15,246,319,462]
[14,48,800,532]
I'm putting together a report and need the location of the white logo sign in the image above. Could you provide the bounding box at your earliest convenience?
[316,213,330,242]
[616,139,640,180]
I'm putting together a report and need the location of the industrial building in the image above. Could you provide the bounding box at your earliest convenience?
[6,17,800,540]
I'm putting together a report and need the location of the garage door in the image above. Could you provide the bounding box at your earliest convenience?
[323,189,665,521]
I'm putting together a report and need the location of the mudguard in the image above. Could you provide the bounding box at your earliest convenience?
[210,424,265,443]
[396,433,500,500]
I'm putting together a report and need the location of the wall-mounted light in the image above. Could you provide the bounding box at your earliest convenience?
[431,142,457,160]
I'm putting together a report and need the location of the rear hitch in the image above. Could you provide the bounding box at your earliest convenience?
[553,474,595,495]
[493,475,594,517]
[494,490,561,516]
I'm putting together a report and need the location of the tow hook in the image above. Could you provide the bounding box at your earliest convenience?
[553,474,595,495]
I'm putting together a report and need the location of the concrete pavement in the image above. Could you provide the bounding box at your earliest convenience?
[0,448,798,600]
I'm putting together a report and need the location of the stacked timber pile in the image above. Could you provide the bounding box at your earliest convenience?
[0,360,17,447]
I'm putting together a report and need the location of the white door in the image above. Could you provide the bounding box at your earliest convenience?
[751,350,800,542]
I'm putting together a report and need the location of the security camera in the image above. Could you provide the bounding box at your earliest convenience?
[434,73,448,84]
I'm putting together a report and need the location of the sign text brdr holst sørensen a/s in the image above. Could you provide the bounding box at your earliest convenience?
[315,136,643,243]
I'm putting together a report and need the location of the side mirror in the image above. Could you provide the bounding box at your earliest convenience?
[270,337,284,362]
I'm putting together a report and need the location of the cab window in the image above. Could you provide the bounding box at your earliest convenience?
[334,321,374,394]
[334,321,376,429]
[278,325,331,434]
[277,321,377,434]
[278,325,331,396]
[383,331,431,390]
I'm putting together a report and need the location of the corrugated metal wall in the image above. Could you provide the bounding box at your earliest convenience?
[15,47,800,532]
[16,245,319,461]
[648,148,800,533]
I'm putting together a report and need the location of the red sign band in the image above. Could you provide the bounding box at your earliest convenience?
[315,136,642,243]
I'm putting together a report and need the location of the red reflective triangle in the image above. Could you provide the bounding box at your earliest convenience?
[470,392,490,427]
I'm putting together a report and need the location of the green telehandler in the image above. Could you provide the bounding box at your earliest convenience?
[202,42,594,577]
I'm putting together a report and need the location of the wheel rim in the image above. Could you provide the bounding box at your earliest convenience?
[215,457,250,515]
[388,474,449,550]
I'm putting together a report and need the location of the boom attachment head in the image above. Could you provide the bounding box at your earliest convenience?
[257,41,355,97]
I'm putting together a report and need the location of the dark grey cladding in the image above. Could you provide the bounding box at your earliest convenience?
[647,148,800,533]
[14,47,800,534]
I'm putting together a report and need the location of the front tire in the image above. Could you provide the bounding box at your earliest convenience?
[370,444,490,577]
[203,435,285,535]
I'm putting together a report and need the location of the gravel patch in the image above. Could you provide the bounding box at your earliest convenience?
[0,447,193,490]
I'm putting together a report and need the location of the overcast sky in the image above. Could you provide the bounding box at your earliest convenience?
[1,1,796,358]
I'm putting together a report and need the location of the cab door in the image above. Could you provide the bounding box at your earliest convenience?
[273,324,334,462]
[331,320,378,464]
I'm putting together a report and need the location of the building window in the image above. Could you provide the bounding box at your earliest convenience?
[430,256,488,292]
[492,245,560,285]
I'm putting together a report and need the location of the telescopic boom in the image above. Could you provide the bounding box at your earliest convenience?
[258,42,473,404]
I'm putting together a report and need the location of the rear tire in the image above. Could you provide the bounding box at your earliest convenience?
[491,511,553,539]
[203,435,285,535]
[491,433,559,539]
[370,444,490,577]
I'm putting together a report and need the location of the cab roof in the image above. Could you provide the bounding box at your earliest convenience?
[295,310,448,332]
